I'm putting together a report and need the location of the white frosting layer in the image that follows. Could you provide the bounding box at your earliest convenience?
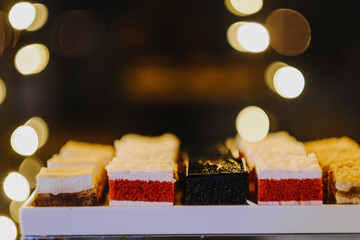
[108,170,174,182]
[109,200,173,207]
[37,174,95,195]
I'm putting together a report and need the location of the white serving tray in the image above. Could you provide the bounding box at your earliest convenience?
[20,192,360,236]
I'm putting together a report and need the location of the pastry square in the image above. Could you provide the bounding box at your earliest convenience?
[106,133,180,206]
[185,154,249,205]
[34,166,98,206]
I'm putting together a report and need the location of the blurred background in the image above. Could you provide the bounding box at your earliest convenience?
[0,0,360,238]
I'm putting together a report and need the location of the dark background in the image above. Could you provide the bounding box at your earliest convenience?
[1,0,360,216]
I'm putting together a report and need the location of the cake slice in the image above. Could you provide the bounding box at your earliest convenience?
[238,132,323,205]
[47,154,107,202]
[305,137,360,204]
[185,142,249,205]
[106,133,180,207]
[34,166,98,206]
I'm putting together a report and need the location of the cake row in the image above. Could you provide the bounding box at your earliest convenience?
[33,132,360,206]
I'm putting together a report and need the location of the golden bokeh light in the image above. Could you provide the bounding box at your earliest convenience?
[237,22,269,53]
[264,61,288,92]
[10,201,23,224]
[265,9,311,56]
[236,106,270,142]
[274,66,305,99]
[3,172,30,202]
[0,216,17,240]
[19,156,44,188]
[225,0,263,16]
[8,2,36,30]
[15,44,50,75]
[26,3,48,31]
[11,125,39,156]
[0,78,6,105]
[227,22,247,52]
[25,117,49,148]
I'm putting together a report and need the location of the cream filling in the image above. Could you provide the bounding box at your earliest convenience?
[336,195,360,204]
[336,181,360,192]
[108,170,174,182]
[257,170,322,180]
[109,200,173,207]
[37,175,95,195]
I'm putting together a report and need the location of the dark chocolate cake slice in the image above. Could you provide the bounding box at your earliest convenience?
[185,140,249,205]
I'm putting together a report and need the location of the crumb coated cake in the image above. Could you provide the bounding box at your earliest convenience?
[106,133,180,206]
[59,140,114,166]
[34,166,98,206]
[185,140,249,205]
[238,132,323,205]
[47,154,108,202]
[305,137,360,204]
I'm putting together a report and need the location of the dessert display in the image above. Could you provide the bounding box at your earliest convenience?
[106,133,180,206]
[30,133,360,207]
[185,140,249,205]
[305,137,360,204]
[34,166,98,206]
[237,132,323,205]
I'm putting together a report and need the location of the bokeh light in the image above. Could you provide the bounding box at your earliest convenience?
[3,172,30,202]
[236,106,270,142]
[11,125,39,156]
[264,61,288,92]
[10,201,23,224]
[15,43,50,75]
[227,22,247,52]
[265,8,311,56]
[26,3,48,31]
[50,10,103,58]
[0,78,6,105]
[237,22,269,53]
[274,66,305,99]
[225,0,263,16]
[0,216,17,240]
[25,117,49,148]
[8,2,36,30]
[19,156,44,188]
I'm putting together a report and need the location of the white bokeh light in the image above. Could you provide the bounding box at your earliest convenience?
[3,172,30,202]
[15,44,50,75]
[237,22,269,53]
[274,66,305,99]
[226,0,263,16]
[11,125,39,156]
[0,79,6,105]
[25,117,49,148]
[0,216,17,240]
[8,2,36,30]
[236,106,270,142]
[26,3,48,31]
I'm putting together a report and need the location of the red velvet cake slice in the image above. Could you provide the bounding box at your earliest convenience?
[106,133,180,206]
[238,132,323,205]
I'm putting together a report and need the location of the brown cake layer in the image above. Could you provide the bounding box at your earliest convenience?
[34,188,97,207]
